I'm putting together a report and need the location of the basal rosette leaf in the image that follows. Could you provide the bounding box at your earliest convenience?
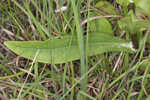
[89,12,113,35]
[4,32,135,64]
[95,1,119,15]
[136,0,150,18]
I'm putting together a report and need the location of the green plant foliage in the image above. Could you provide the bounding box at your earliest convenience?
[4,32,135,64]
[118,11,150,34]
[95,1,119,15]
[116,0,133,6]
[146,95,150,100]
[117,1,150,50]
[139,57,150,71]
[88,1,118,35]
[89,12,113,35]
[136,0,150,18]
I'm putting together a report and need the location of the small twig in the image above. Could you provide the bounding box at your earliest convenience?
[0,43,13,54]
[81,15,122,25]
[2,28,14,36]
[2,28,24,40]
[17,67,35,77]
[0,93,7,100]
[113,52,123,72]
[141,62,150,96]
[17,49,40,99]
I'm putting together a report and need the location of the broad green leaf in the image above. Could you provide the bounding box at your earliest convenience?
[95,1,119,15]
[146,95,150,100]
[136,0,150,18]
[4,32,135,64]
[89,12,113,35]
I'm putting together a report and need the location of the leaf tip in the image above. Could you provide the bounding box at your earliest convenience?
[4,41,16,51]
[4,41,11,46]
[4,41,10,47]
